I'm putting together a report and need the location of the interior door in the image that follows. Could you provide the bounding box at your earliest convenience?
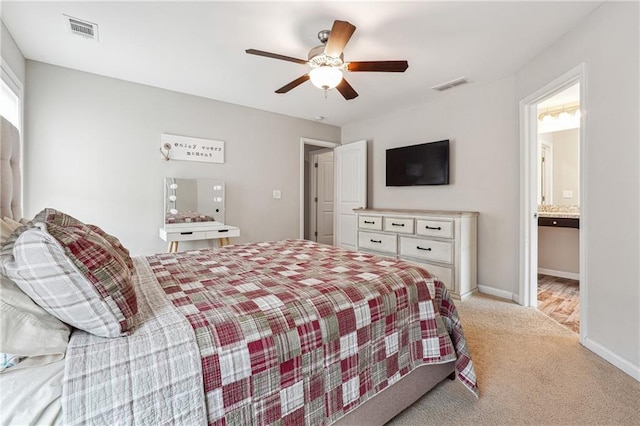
[334,140,367,249]
[315,151,334,244]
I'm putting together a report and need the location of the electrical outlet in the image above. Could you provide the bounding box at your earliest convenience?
[273,190,282,199]
[562,190,573,198]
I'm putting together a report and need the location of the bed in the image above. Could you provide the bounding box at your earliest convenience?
[1,210,477,423]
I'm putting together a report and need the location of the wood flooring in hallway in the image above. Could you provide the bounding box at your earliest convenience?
[537,274,580,334]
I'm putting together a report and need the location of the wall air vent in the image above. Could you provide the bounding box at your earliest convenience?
[431,77,468,92]
[64,15,99,41]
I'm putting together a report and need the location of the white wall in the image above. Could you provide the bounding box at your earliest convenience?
[24,61,340,255]
[516,1,639,377]
[538,227,579,275]
[342,76,520,295]
[551,129,580,206]
[342,1,639,378]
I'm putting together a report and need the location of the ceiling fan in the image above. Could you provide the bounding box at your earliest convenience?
[246,20,409,100]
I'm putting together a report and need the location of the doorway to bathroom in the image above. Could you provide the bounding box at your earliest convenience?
[519,64,586,341]
[535,83,581,333]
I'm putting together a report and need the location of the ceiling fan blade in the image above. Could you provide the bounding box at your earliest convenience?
[346,61,409,72]
[275,74,310,94]
[324,20,356,58]
[336,78,359,100]
[245,49,307,65]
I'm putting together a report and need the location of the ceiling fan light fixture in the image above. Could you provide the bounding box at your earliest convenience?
[309,66,343,90]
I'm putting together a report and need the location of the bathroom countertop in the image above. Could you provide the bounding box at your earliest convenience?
[537,211,580,218]
[537,205,580,219]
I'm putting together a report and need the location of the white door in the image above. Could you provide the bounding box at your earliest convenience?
[334,140,367,249]
[313,151,335,244]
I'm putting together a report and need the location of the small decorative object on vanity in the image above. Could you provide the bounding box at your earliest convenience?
[159,178,240,252]
[354,208,478,300]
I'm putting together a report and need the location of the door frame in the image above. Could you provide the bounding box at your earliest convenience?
[518,63,587,342]
[299,138,340,239]
[539,141,553,206]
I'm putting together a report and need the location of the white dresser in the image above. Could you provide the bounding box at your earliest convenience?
[354,208,478,299]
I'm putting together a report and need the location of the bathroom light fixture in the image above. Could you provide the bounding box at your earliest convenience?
[538,104,580,122]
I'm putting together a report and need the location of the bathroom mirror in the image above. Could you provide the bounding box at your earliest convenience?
[164,178,225,229]
[538,129,580,207]
[537,84,580,209]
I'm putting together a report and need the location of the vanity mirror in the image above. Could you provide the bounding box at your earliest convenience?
[164,177,225,229]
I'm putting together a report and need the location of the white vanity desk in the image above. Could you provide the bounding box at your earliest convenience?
[159,223,240,252]
[160,177,239,252]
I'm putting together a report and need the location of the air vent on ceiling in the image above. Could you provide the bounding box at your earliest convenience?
[431,77,468,92]
[64,15,98,41]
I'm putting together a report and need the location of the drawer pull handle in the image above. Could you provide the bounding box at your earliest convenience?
[218,229,229,233]
[416,246,432,251]
[180,232,193,235]
[364,220,375,224]
[425,226,442,230]
[370,239,382,244]
[391,223,405,227]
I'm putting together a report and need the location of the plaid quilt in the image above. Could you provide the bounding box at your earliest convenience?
[63,240,477,425]
[63,258,207,424]
[146,239,478,425]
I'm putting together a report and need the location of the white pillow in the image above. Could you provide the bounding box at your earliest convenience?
[0,276,71,371]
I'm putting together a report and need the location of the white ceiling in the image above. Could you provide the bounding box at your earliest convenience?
[1,1,602,127]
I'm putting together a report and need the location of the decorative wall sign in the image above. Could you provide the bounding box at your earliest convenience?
[160,133,224,163]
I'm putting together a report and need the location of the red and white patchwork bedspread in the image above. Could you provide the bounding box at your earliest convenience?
[63,240,477,425]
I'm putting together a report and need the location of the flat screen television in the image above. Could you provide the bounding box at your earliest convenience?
[386,140,449,186]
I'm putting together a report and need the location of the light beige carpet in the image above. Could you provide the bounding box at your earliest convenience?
[387,293,640,425]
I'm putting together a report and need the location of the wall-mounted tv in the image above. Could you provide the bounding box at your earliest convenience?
[386,140,450,186]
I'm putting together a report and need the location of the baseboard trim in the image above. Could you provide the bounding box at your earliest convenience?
[477,285,515,301]
[583,337,640,382]
[538,268,579,280]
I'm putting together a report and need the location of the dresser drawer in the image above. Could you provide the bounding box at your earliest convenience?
[416,219,454,239]
[358,215,383,231]
[358,231,397,254]
[424,262,454,292]
[408,260,454,292]
[383,217,414,234]
[399,236,453,264]
[205,228,240,239]
[165,230,208,242]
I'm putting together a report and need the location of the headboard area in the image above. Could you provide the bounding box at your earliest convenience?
[0,115,22,220]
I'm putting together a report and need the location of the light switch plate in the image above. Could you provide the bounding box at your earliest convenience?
[273,190,282,199]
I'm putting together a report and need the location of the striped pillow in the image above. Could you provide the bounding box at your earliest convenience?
[0,222,138,338]
[32,208,134,273]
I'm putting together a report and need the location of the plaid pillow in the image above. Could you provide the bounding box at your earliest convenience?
[86,224,134,273]
[0,222,138,338]
[32,208,134,273]
[32,207,83,227]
